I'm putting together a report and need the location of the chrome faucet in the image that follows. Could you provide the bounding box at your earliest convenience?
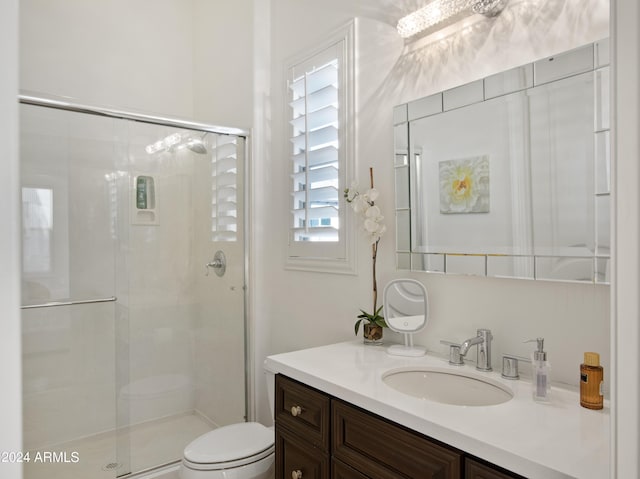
[459,329,493,371]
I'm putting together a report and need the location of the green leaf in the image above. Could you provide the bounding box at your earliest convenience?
[354,318,363,336]
[354,305,387,331]
[372,317,388,328]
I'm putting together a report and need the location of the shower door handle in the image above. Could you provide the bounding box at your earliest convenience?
[205,250,226,277]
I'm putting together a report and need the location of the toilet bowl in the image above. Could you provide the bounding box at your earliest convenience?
[179,422,274,479]
[179,370,276,479]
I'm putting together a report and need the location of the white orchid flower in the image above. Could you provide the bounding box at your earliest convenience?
[345,175,385,245]
[352,196,369,213]
[365,188,379,202]
[364,218,381,233]
[365,205,380,218]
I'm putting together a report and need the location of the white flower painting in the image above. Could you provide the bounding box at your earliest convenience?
[439,156,490,214]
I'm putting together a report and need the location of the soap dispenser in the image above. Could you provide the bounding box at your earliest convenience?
[526,338,550,402]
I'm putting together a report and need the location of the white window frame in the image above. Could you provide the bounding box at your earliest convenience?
[285,20,356,274]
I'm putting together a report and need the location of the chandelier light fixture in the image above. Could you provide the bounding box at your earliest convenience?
[397,0,508,39]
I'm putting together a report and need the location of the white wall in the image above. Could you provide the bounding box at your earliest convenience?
[254,0,611,424]
[193,0,254,129]
[20,0,255,127]
[612,0,640,476]
[20,0,195,117]
[250,0,272,422]
[0,0,23,477]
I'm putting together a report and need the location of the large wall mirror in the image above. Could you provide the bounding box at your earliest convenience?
[394,39,610,283]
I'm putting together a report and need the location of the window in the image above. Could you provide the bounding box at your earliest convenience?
[286,21,355,273]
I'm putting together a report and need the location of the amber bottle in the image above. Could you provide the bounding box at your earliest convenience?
[580,352,604,410]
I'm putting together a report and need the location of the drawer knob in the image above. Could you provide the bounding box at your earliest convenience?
[290,405,302,417]
[291,470,303,479]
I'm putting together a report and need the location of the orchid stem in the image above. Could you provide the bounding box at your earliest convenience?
[369,167,377,315]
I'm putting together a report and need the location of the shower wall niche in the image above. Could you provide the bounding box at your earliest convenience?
[19,99,247,479]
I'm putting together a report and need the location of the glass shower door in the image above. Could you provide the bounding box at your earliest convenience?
[20,104,124,479]
[121,121,247,474]
[20,100,248,478]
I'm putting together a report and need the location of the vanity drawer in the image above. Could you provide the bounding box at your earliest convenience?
[276,426,329,479]
[465,458,526,479]
[333,399,462,479]
[275,374,330,450]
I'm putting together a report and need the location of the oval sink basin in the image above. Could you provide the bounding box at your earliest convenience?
[382,367,513,406]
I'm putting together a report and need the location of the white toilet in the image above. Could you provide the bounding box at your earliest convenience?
[179,370,276,479]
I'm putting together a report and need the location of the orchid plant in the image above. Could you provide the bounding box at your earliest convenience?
[344,168,388,335]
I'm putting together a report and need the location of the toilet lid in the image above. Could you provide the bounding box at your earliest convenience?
[184,422,274,464]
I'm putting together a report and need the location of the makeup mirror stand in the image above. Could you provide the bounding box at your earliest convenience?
[383,279,429,357]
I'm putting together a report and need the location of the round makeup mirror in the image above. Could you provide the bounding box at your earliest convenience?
[382,278,429,357]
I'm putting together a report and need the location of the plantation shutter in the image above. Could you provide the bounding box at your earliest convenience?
[285,22,355,273]
[288,42,344,256]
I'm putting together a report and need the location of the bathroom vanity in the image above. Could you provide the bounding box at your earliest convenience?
[265,341,610,479]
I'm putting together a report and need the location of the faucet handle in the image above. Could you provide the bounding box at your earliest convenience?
[501,354,530,380]
[440,340,464,366]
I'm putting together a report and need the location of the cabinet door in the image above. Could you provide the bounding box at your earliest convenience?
[276,426,329,479]
[465,457,525,479]
[333,400,462,479]
[332,458,371,479]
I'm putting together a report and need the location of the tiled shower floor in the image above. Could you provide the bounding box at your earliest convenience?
[24,413,213,479]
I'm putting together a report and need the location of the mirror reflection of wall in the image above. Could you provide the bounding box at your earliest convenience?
[22,187,53,274]
[394,39,610,284]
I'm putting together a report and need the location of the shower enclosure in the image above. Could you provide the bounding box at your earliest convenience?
[19,95,248,478]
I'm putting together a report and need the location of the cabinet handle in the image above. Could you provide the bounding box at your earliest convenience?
[290,405,302,417]
[291,470,303,479]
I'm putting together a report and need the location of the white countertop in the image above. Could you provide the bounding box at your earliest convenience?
[264,341,610,479]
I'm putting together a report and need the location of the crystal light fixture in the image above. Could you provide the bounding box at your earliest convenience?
[397,0,508,39]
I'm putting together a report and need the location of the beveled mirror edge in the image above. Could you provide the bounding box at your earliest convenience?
[393,37,611,285]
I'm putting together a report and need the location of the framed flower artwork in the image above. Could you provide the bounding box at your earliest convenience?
[439,155,490,214]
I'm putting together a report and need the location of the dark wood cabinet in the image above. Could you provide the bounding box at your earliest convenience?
[333,399,462,479]
[332,458,372,479]
[275,374,523,479]
[465,458,526,479]
[276,426,329,479]
[275,375,330,479]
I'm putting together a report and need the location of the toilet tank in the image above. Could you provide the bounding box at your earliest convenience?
[263,364,276,423]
